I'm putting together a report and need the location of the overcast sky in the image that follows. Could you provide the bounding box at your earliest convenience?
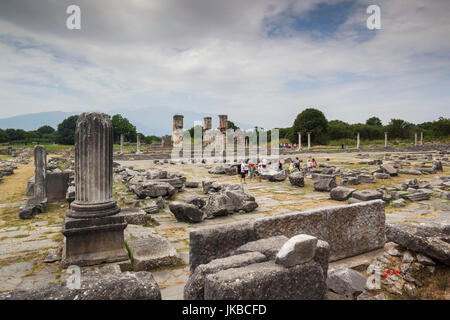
[0,0,449,129]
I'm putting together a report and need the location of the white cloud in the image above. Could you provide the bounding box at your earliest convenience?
[0,0,449,131]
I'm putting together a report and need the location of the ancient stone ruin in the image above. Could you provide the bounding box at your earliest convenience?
[62,112,129,268]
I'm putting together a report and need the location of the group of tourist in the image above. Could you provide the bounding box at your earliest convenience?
[236,157,318,183]
[279,143,297,149]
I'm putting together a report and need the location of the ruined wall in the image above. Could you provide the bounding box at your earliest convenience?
[189,200,385,271]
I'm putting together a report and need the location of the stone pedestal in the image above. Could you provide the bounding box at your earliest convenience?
[62,215,128,268]
[62,112,129,268]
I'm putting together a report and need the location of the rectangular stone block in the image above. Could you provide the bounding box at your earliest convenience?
[204,260,326,300]
[62,215,129,268]
[326,200,385,261]
[189,221,256,272]
[46,172,70,202]
[253,209,329,243]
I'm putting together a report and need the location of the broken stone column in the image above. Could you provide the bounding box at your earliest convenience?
[120,134,124,155]
[414,132,418,146]
[19,146,48,219]
[62,112,129,268]
[420,132,423,145]
[297,132,302,150]
[172,115,184,147]
[203,117,212,131]
[218,115,228,151]
[136,135,142,155]
[384,132,388,148]
[307,132,311,150]
[356,132,360,149]
[34,145,47,200]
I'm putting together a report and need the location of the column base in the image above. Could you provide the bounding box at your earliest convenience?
[61,213,129,269]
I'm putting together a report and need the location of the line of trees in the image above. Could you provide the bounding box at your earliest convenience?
[277,108,450,144]
[0,114,162,145]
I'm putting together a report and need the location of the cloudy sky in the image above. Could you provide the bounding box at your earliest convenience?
[0,0,449,132]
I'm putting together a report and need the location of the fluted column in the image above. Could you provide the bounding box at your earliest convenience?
[357,132,360,149]
[34,145,47,200]
[420,132,423,145]
[307,132,311,150]
[414,132,418,146]
[384,132,388,148]
[68,112,119,218]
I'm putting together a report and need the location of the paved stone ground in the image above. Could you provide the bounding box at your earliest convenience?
[0,150,448,299]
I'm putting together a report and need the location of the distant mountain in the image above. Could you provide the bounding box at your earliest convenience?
[0,109,254,137]
[0,111,77,131]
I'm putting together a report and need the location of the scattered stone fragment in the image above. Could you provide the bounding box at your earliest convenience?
[275,235,318,267]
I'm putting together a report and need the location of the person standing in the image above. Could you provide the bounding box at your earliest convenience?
[241,161,247,184]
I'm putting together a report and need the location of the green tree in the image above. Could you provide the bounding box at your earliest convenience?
[37,125,55,137]
[56,115,79,145]
[387,119,414,139]
[227,120,239,131]
[327,120,352,140]
[366,117,382,126]
[111,114,137,143]
[0,129,7,143]
[292,108,328,144]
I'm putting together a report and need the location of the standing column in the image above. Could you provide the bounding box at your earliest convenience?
[136,135,142,155]
[420,132,423,145]
[384,132,388,148]
[62,112,128,268]
[297,132,302,150]
[172,115,184,147]
[307,132,311,150]
[218,115,228,152]
[120,134,124,155]
[356,132,360,149]
[414,132,418,146]
[34,146,47,201]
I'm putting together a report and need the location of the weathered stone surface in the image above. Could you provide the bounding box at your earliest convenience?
[352,190,383,201]
[184,252,267,300]
[374,173,390,179]
[169,201,204,223]
[252,200,385,261]
[127,235,182,271]
[391,199,406,207]
[204,260,326,300]
[386,223,450,266]
[327,268,368,298]
[234,236,288,259]
[19,198,46,219]
[204,189,257,218]
[185,181,199,188]
[288,172,304,187]
[314,178,337,192]
[134,181,176,199]
[432,160,443,172]
[189,221,256,272]
[275,235,317,267]
[62,112,128,269]
[261,169,288,182]
[416,253,435,266]
[404,192,430,201]
[120,208,148,225]
[0,270,161,300]
[381,164,398,176]
[183,196,206,209]
[357,174,376,184]
[330,187,356,201]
